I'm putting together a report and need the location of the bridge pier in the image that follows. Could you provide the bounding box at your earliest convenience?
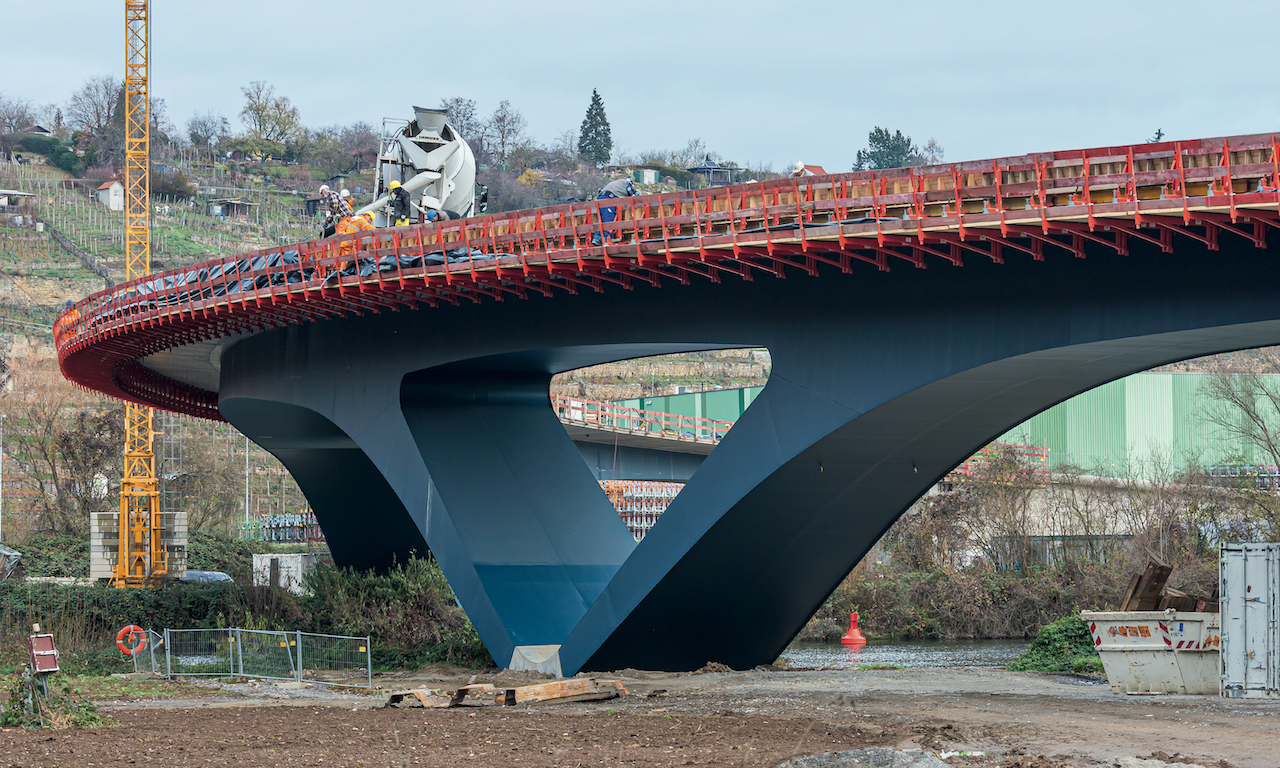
[213,231,1280,673]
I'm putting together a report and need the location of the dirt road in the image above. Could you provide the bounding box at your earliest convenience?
[1,667,1274,767]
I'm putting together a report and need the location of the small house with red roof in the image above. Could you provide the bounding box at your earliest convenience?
[96,180,124,212]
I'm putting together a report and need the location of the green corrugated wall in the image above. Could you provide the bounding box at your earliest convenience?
[617,374,1268,477]
[996,373,1252,475]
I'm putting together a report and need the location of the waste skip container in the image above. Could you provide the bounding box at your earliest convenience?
[1081,610,1220,694]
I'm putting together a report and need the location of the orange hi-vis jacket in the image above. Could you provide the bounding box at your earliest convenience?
[335,214,375,256]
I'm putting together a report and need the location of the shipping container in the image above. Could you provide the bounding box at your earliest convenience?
[1220,542,1280,698]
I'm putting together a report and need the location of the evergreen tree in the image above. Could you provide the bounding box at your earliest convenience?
[578,89,612,166]
[852,127,920,171]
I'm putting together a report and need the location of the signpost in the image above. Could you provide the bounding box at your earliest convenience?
[26,624,59,697]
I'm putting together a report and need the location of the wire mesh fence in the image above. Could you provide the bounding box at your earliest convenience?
[131,629,166,676]
[234,629,298,682]
[299,632,373,689]
[164,628,235,676]
[159,627,370,687]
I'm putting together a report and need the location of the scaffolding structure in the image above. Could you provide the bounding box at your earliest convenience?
[600,480,683,541]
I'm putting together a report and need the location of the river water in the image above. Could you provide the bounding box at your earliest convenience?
[780,639,1028,670]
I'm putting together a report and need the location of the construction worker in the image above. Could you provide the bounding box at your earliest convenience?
[318,183,352,237]
[335,210,375,258]
[423,208,461,223]
[388,180,412,226]
[339,188,354,212]
[592,176,637,246]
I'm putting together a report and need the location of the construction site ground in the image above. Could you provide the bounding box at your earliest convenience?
[2,666,1275,767]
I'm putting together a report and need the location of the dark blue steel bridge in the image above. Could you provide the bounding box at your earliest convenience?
[55,133,1280,674]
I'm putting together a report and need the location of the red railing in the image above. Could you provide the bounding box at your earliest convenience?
[51,132,1280,420]
[552,393,734,446]
[951,441,1050,484]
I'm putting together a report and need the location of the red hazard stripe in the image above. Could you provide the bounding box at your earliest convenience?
[1090,621,1101,647]
[1158,622,1172,647]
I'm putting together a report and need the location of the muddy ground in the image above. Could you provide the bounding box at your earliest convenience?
[2,667,1275,767]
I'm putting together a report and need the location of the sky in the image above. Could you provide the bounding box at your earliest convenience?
[5,0,1280,173]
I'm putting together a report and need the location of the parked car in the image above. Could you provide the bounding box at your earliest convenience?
[178,570,232,583]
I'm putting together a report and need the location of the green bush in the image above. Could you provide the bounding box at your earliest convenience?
[15,534,90,578]
[302,555,490,669]
[185,531,267,582]
[1,667,106,729]
[14,134,86,177]
[0,552,491,674]
[1008,615,1101,673]
[812,565,1126,641]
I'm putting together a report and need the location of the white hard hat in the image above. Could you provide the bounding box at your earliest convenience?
[339,188,351,198]
[319,184,330,193]
[792,161,805,174]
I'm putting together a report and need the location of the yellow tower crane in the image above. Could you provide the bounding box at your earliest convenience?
[113,0,167,587]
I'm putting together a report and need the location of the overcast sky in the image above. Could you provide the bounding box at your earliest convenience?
[5,0,1279,172]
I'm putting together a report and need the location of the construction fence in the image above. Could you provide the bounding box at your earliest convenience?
[134,627,371,688]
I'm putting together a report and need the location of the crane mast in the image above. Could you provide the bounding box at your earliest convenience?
[113,0,166,587]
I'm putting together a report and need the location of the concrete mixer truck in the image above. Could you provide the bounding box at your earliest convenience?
[355,106,486,227]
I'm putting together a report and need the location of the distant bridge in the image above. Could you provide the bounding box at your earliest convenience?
[55,132,1280,674]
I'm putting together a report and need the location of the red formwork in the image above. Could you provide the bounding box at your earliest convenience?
[53,133,1280,421]
[552,393,733,446]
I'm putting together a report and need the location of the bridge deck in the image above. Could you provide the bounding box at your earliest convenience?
[55,132,1280,419]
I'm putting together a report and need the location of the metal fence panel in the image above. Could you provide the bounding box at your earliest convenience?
[165,628,234,676]
[158,627,370,687]
[132,629,165,676]
[298,632,372,688]
[235,628,298,681]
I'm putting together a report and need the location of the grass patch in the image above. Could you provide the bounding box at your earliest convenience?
[855,664,905,670]
[63,675,219,702]
[1,669,109,728]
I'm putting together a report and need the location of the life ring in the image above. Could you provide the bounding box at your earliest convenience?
[116,625,147,656]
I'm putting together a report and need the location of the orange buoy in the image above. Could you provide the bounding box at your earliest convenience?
[840,612,867,646]
[116,625,147,656]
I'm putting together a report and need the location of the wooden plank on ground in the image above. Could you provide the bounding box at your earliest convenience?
[386,688,453,708]
[451,683,498,707]
[509,677,627,705]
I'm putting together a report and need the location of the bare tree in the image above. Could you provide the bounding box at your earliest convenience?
[486,100,527,163]
[918,138,945,165]
[35,104,69,140]
[187,110,230,152]
[670,138,713,168]
[339,121,377,154]
[149,96,174,141]
[0,93,35,134]
[439,97,483,144]
[1200,350,1280,537]
[171,436,243,532]
[0,361,122,537]
[66,76,120,137]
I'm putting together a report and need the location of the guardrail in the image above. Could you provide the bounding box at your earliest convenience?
[552,393,733,446]
[53,132,1280,421]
